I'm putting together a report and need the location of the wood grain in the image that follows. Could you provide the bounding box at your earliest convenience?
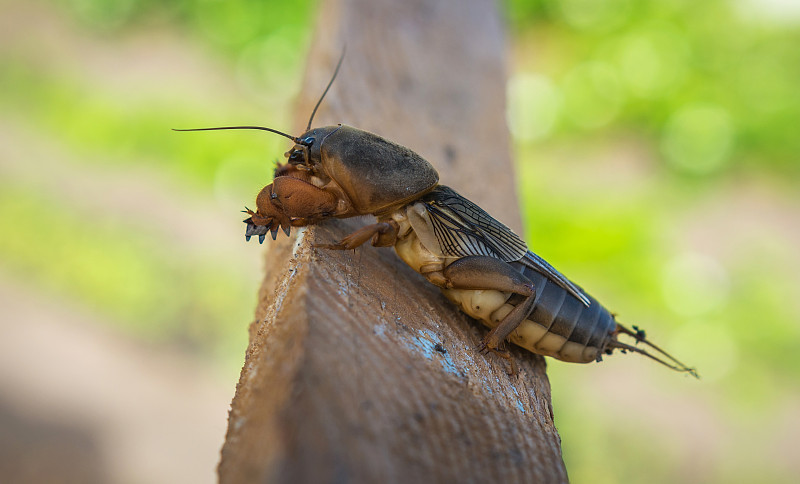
[218,1,569,482]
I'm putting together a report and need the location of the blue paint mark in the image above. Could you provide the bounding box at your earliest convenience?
[511,385,526,414]
[399,326,461,376]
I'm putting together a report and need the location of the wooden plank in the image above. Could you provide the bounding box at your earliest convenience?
[218,0,568,482]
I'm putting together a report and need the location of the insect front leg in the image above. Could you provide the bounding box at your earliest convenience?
[443,256,536,360]
[245,176,340,241]
[268,176,340,223]
[317,220,400,250]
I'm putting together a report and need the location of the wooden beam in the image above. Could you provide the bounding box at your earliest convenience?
[218,1,568,482]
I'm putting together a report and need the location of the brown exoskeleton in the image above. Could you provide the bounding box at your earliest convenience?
[177,54,697,377]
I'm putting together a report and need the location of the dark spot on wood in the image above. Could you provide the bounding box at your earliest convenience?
[434,343,446,354]
[443,144,456,165]
[509,447,524,465]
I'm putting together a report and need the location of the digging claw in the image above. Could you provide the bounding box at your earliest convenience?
[258,234,266,244]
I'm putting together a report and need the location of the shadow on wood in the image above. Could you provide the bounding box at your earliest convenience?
[219,0,568,482]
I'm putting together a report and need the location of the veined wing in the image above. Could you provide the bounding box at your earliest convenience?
[421,186,590,306]
[421,186,527,261]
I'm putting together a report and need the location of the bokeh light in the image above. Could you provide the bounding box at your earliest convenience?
[661,104,734,175]
[562,61,624,129]
[507,73,560,141]
[616,23,690,99]
[661,251,730,318]
[557,0,633,32]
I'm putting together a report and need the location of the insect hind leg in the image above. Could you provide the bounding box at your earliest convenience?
[443,256,536,364]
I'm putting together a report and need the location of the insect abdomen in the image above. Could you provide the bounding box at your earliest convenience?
[442,265,617,364]
[517,266,616,363]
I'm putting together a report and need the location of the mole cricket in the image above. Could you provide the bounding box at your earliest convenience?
[176,53,697,377]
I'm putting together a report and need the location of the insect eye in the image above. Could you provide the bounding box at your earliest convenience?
[301,136,315,146]
[288,151,303,162]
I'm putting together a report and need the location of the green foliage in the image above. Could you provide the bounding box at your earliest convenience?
[506,0,800,176]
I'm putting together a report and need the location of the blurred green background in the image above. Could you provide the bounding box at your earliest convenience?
[1,0,798,483]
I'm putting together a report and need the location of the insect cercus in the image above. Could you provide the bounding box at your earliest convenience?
[176,53,697,377]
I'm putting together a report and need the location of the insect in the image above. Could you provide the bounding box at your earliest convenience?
[176,53,697,377]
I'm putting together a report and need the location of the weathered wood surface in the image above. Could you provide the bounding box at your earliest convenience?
[218,0,568,482]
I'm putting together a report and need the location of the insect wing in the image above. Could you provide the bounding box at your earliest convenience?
[519,251,590,306]
[422,186,527,261]
[422,186,590,306]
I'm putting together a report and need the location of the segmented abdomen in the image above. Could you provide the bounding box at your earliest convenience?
[442,264,617,363]
[514,264,617,363]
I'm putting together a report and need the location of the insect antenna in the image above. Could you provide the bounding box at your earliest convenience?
[612,323,699,378]
[172,126,300,142]
[305,47,346,131]
[174,48,345,139]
